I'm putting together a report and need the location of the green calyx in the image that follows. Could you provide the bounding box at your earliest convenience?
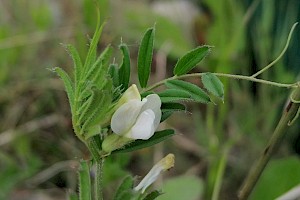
[102,134,133,153]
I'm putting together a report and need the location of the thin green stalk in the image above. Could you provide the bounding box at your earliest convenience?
[212,145,230,200]
[238,87,300,200]
[142,73,298,93]
[251,22,298,78]
[205,156,218,200]
[205,104,218,199]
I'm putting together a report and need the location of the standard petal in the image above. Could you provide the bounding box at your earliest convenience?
[141,94,162,129]
[111,99,144,134]
[113,84,141,112]
[127,109,155,140]
[119,84,141,103]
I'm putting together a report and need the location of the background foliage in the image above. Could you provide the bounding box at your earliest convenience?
[0,0,299,199]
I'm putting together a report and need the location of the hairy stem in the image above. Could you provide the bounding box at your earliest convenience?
[94,159,105,200]
[238,87,300,200]
[86,138,104,200]
[87,138,102,161]
[79,160,91,200]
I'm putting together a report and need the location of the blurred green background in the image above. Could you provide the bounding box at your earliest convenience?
[0,0,300,199]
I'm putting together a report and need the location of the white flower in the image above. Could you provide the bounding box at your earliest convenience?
[111,84,162,140]
[134,154,175,193]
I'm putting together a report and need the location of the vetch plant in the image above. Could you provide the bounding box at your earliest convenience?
[54,10,300,200]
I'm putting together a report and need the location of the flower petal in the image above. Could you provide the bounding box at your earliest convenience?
[111,99,145,134]
[119,84,141,103]
[134,154,175,193]
[134,164,163,193]
[141,94,162,129]
[126,109,155,140]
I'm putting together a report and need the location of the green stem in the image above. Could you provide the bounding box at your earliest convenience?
[251,22,298,78]
[94,159,105,200]
[142,73,298,93]
[86,138,104,200]
[87,138,102,161]
[212,145,230,200]
[238,87,300,200]
[205,104,217,199]
[79,160,92,200]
